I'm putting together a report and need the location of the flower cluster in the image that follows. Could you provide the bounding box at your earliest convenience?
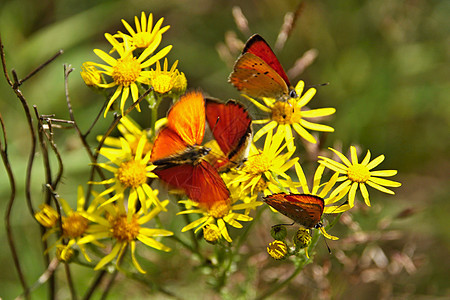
[36,10,402,276]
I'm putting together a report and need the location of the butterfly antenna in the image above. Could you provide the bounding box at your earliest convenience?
[323,236,332,254]
[306,82,330,90]
[273,221,295,227]
[210,116,220,135]
[328,200,348,214]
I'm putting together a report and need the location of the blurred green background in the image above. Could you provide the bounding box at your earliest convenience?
[0,0,449,299]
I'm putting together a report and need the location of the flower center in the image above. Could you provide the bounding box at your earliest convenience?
[271,101,300,124]
[112,56,141,86]
[133,32,153,48]
[208,201,231,219]
[117,160,147,188]
[347,164,371,183]
[151,73,174,94]
[111,214,140,242]
[62,213,89,238]
[245,153,271,174]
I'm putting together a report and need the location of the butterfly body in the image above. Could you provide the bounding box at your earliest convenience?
[229,34,297,100]
[153,145,211,169]
[263,193,324,229]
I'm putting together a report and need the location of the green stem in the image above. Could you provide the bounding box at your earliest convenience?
[168,234,203,261]
[256,256,308,300]
[149,92,162,134]
[236,204,265,250]
[215,244,233,292]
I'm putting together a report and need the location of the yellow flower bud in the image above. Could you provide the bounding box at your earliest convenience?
[267,240,288,260]
[80,62,102,86]
[293,228,312,250]
[35,204,59,228]
[203,223,221,244]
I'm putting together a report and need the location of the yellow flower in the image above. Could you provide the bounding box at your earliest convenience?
[318,146,402,207]
[91,33,172,117]
[36,186,105,262]
[78,200,172,274]
[177,196,262,243]
[80,62,102,86]
[100,116,153,157]
[267,240,288,260]
[118,12,170,50]
[142,58,186,94]
[91,135,162,213]
[247,80,335,151]
[231,129,298,196]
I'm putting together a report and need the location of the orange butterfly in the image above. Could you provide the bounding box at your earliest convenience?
[229,34,297,100]
[263,193,324,229]
[151,91,230,209]
[205,98,252,172]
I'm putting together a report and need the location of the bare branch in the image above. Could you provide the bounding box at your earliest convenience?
[19,50,64,86]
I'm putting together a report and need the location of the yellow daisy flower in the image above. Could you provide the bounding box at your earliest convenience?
[231,129,298,196]
[100,115,153,157]
[91,33,172,117]
[34,186,104,262]
[91,135,162,214]
[177,197,262,243]
[118,12,170,50]
[142,58,187,94]
[247,80,335,151]
[318,146,402,207]
[78,199,172,274]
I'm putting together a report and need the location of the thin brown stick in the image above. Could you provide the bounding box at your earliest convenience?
[0,112,30,298]
[33,107,53,205]
[275,1,305,52]
[16,258,60,300]
[37,110,66,189]
[82,270,107,300]
[64,263,78,300]
[100,270,118,300]
[18,50,64,86]
[0,34,13,86]
[63,64,109,206]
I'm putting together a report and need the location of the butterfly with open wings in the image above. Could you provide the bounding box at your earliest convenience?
[229,34,297,100]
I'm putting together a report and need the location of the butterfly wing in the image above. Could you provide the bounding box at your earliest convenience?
[205,99,252,170]
[263,193,324,228]
[229,53,289,99]
[167,91,205,146]
[151,127,188,162]
[243,34,291,87]
[154,161,230,209]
